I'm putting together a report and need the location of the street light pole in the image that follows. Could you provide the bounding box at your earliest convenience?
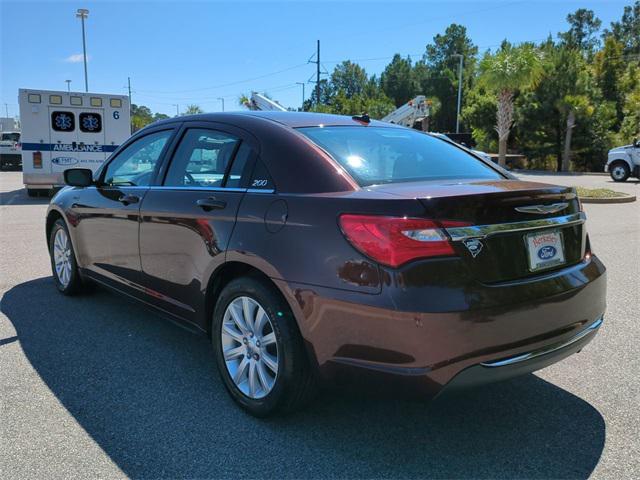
[453,53,464,134]
[65,80,72,92]
[296,82,305,109]
[218,97,225,112]
[76,8,90,92]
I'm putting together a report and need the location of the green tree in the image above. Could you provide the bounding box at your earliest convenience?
[331,61,369,98]
[479,44,544,166]
[417,24,478,132]
[380,54,415,106]
[560,8,602,54]
[594,36,627,126]
[183,104,204,115]
[606,1,640,55]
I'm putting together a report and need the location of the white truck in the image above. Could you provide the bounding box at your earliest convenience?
[605,139,640,182]
[243,92,287,112]
[0,130,22,170]
[19,89,131,196]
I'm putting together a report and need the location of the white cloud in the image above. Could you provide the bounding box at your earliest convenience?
[65,54,90,63]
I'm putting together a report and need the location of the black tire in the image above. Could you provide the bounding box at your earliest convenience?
[27,189,40,197]
[49,219,84,295]
[610,161,630,182]
[212,276,317,417]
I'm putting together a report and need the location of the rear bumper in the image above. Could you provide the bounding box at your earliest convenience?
[277,254,606,398]
[442,316,602,392]
[23,172,64,188]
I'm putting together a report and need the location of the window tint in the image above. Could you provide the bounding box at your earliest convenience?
[79,112,102,133]
[51,111,75,132]
[103,130,172,186]
[249,159,274,190]
[164,129,240,188]
[225,142,252,188]
[297,126,501,186]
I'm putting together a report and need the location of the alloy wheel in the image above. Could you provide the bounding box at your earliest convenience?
[221,296,279,399]
[53,228,72,287]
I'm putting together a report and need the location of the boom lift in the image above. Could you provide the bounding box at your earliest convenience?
[381,95,431,130]
[243,92,287,112]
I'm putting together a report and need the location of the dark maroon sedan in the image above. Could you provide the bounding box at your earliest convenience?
[47,112,606,416]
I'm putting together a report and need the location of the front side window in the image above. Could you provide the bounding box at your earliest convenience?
[103,130,172,186]
[164,128,240,188]
[79,112,102,133]
[51,111,75,132]
[297,126,502,186]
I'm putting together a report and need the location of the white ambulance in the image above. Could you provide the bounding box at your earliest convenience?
[19,89,131,196]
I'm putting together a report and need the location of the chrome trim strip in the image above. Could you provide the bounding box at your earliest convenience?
[515,202,569,215]
[480,317,603,368]
[446,212,586,242]
[147,186,248,192]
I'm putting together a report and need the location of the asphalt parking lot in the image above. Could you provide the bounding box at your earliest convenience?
[1,171,639,479]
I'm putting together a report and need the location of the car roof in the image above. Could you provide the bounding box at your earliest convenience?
[152,111,400,129]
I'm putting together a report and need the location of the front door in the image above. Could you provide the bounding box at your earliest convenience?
[71,129,175,290]
[139,125,255,322]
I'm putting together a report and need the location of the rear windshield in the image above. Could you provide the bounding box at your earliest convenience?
[297,126,501,186]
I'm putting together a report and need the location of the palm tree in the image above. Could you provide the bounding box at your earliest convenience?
[184,104,204,115]
[479,45,543,166]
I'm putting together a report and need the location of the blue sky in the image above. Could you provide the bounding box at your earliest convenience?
[0,0,630,118]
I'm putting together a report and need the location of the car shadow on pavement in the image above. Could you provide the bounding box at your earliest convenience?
[2,277,605,479]
[0,188,50,206]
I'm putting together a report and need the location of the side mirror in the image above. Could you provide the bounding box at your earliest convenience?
[64,168,94,187]
[634,138,639,148]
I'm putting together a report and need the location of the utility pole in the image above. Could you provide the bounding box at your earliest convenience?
[76,8,90,92]
[65,80,72,92]
[127,77,133,134]
[218,97,225,112]
[4,103,8,118]
[174,104,179,117]
[315,40,320,105]
[296,82,305,109]
[453,53,464,134]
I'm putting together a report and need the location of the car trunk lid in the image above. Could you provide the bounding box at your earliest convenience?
[372,179,586,283]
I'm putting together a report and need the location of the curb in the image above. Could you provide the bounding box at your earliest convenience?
[514,169,609,177]
[580,195,636,204]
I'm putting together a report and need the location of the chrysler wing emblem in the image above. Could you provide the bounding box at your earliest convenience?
[463,238,484,258]
[515,202,569,215]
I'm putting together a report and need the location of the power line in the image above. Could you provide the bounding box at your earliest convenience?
[135,63,309,95]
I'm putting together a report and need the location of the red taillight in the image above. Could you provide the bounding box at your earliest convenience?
[339,214,470,268]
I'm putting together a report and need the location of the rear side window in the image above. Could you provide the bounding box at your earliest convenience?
[164,128,240,188]
[51,111,75,132]
[297,126,501,186]
[225,142,252,188]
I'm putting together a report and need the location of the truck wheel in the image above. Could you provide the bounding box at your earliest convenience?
[610,162,630,182]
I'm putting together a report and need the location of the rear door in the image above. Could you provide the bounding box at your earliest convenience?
[138,122,256,322]
[49,107,78,173]
[76,107,107,171]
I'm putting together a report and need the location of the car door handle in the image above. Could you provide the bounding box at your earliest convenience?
[196,197,226,211]
[118,194,140,205]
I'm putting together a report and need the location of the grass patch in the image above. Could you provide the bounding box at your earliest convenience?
[575,187,628,199]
